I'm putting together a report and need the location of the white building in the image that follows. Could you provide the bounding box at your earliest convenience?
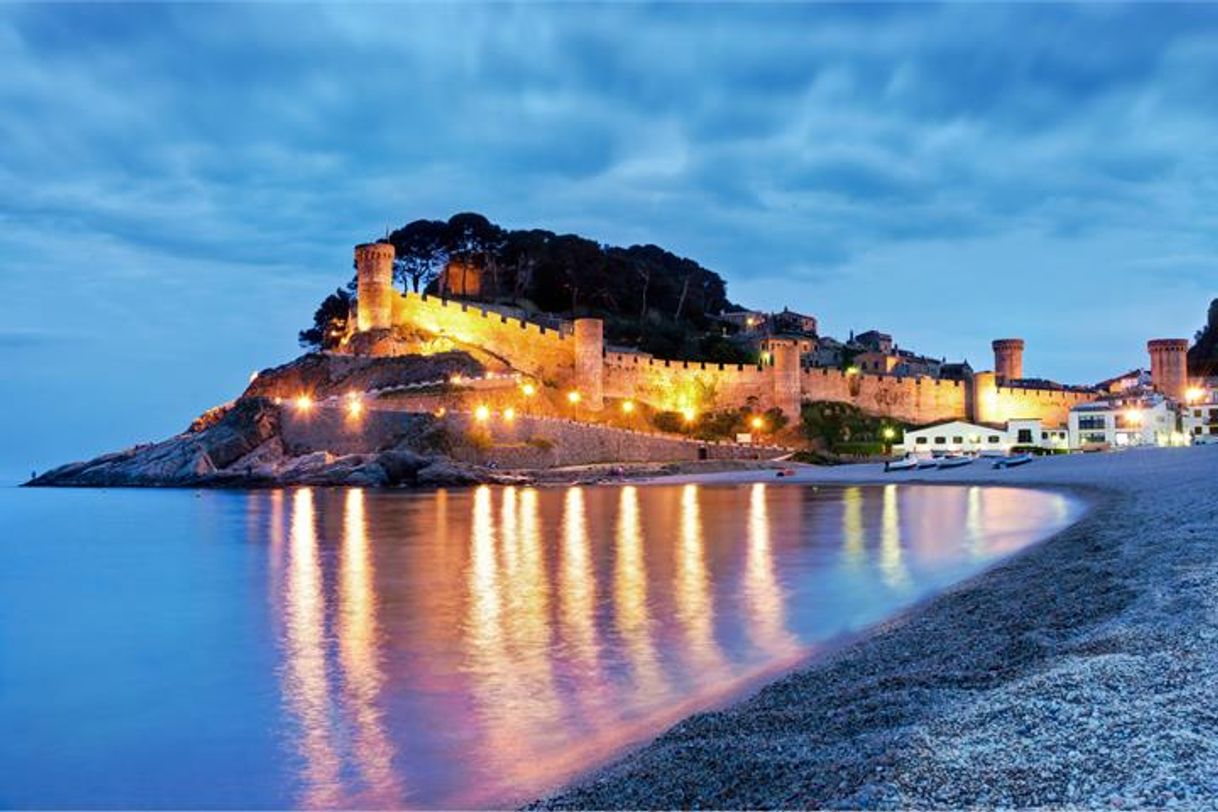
[896,419,1066,456]
[1182,385,1218,444]
[1067,393,1179,449]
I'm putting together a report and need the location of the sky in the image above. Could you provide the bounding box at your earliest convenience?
[2,3,1216,482]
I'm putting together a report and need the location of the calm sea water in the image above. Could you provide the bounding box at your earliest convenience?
[0,483,1079,809]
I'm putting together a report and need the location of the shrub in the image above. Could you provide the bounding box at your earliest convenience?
[652,411,688,434]
[830,441,887,457]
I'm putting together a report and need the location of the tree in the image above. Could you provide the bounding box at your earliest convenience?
[444,212,506,298]
[388,219,447,293]
[298,288,353,351]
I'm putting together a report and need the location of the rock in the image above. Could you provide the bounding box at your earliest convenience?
[416,458,486,486]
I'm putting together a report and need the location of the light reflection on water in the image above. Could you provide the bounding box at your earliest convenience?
[0,482,1081,809]
[266,482,1077,808]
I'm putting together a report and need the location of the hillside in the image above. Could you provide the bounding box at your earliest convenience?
[304,213,753,363]
[1188,298,1218,377]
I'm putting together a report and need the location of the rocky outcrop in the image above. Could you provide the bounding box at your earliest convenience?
[27,351,519,489]
[243,350,483,402]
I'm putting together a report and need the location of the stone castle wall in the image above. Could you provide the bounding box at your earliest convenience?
[377,290,1088,428]
[279,404,788,469]
[392,292,575,384]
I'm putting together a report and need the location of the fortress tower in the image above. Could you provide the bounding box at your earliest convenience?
[355,242,395,332]
[769,338,801,417]
[992,338,1025,382]
[1147,338,1190,402]
[573,318,604,410]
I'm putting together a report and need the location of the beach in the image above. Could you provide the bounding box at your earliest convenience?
[536,445,1218,808]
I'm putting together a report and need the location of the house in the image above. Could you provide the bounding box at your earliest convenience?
[855,330,894,354]
[1182,385,1218,444]
[895,418,1069,456]
[771,308,818,336]
[1067,393,1179,449]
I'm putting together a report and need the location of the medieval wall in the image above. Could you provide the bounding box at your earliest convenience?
[979,383,1095,428]
[801,367,969,424]
[392,292,575,384]
[602,353,774,412]
[381,291,1092,427]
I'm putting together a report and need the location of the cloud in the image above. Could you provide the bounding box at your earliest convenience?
[2,3,1218,474]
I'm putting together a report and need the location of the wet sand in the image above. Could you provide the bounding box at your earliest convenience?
[534,445,1218,808]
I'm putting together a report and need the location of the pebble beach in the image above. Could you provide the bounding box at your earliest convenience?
[535,445,1218,809]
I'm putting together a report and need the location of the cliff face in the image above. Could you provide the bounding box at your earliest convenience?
[27,351,506,488]
[1188,299,1218,377]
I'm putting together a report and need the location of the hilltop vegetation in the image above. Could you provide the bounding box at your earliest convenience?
[1188,298,1218,377]
[303,212,752,362]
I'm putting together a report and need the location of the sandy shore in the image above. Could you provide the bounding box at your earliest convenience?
[535,445,1218,809]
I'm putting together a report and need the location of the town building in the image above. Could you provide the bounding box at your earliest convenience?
[1067,393,1180,449]
[854,330,894,354]
[895,418,1068,455]
[1182,384,1218,444]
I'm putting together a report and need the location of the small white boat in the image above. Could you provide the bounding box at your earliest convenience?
[885,457,918,472]
[937,455,975,469]
[992,453,1034,469]
[916,458,940,470]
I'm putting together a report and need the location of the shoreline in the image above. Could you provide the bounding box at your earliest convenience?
[533,445,1218,809]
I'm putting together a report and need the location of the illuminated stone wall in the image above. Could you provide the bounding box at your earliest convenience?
[383,290,1093,426]
[972,371,1093,427]
[801,367,969,425]
[392,292,575,384]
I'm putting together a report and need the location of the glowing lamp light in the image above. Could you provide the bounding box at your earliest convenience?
[346,393,363,418]
[846,366,860,376]
[521,383,537,397]
[474,405,490,423]
[750,416,765,431]
[294,394,313,413]
[503,407,516,422]
[681,407,696,423]
[883,427,896,440]
[1186,387,1205,404]
[1124,408,1144,426]
[621,400,635,414]
[567,391,582,405]
[435,407,447,418]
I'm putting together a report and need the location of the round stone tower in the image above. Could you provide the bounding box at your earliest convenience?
[573,318,604,411]
[770,338,802,418]
[992,338,1025,382]
[1147,338,1190,402]
[355,242,395,332]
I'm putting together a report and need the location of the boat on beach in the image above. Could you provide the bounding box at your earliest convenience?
[993,453,1034,469]
[937,455,975,469]
[885,456,919,472]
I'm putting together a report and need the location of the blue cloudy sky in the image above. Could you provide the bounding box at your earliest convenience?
[2,3,1216,481]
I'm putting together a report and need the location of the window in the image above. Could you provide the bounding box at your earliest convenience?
[934,436,946,444]
[1195,409,1204,417]
[1195,426,1202,435]
[1081,431,1107,444]
[987,436,1000,443]
[1017,429,1033,443]
[915,437,928,444]
[952,436,963,444]
[1041,431,1048,440]
[1078,415,1106,430]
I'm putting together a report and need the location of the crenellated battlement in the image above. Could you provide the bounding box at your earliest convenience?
[349,243,1112,426]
